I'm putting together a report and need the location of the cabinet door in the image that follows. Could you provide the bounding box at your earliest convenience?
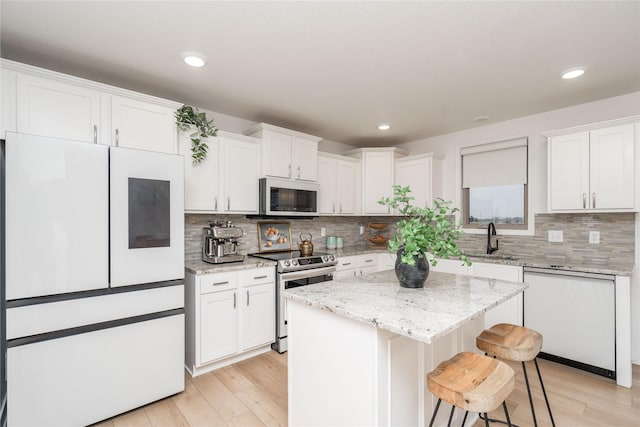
[589,124,635,209]
[293,136,318,181]
[111,96,176,154]
[363,152,394,214]
[180,135,221,212]
[17,74,100,143]
[548,132,590,210]
[318,156,337,214]
[334,269,357,280]
[395,158,431,208]
[337,160,356,214]
[263,130,293,179]
[200,290,238,364]
[223,136,259,213]
[241,283,275,351]
[430,259,470,275]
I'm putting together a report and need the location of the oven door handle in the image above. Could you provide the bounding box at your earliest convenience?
[279,265,337,281]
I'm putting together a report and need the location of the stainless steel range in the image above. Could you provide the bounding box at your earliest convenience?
[249,251,337,353]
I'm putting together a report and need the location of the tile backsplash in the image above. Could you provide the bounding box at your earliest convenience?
[185,213,635,264]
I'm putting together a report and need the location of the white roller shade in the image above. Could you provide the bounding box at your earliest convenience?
[462,138,528,188]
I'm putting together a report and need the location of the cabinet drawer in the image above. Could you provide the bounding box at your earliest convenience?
[357,254,378,268]
[241,267,275,286]
[199,272,237,294]
[336,256,357,271]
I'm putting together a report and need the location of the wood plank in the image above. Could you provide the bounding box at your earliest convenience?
[235,385,288,427]
[213,365,255,394]
[191,371,250,421]
[172,382,227,427]
[144,399,189,427]
[234,353,288,409]
[225,411,268,427]
[112,407,152,427]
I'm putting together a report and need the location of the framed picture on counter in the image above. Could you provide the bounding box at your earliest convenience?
[257,221,293,253]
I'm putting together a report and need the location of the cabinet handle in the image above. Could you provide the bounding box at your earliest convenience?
[254,275,267,279]
[387,206,390,213]
[353,271,357,277]
[246,290,250,306]
[93,125,97,144]
[583,193,586,209]
[342,262,352,266]
[339,203,343,213]
[288,164,292,178]
[332,203,335,214]
[233,292,237,309]
[115,128,120,147]
[214,197,218,211]
[592,192,596,209]
[297,166,301,179]
[227,197,230,210]
[213,281,229,286]
[364,259,373,263]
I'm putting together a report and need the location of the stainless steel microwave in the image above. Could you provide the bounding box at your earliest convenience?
[259,178,319,216]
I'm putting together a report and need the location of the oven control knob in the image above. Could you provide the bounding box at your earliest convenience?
[292,260,298,266]
[322,255,328,262]
[329,255,335,261]
[284,260,291,267]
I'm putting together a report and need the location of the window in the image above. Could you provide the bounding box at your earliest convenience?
[461,138,528,230]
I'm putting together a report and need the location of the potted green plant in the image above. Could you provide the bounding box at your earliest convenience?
[175,105,218,165]
[379,185,471,288]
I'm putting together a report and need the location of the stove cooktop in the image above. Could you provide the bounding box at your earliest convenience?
[248,250,329,261]
[248,251,337,272]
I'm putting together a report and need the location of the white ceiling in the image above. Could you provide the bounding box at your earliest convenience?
[1,1,639,147]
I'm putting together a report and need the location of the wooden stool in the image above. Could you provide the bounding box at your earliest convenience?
[427,352,515,427]
[477,323,556,427]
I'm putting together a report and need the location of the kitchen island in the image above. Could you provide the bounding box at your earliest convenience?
[283,269,527,427]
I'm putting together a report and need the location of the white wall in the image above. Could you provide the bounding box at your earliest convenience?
[398,91,640,363]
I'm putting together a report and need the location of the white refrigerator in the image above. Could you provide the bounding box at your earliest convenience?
[3,132,185,426]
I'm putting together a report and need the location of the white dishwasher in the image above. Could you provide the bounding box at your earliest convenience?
[523,267,615,379]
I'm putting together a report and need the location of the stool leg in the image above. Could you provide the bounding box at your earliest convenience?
[502,401,513,427]
[460,411,469,427]
[521,361,538,427]
[429,398,442,427]
[534,358,556,427]
[447,404,455,427]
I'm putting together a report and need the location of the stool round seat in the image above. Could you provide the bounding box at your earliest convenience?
[427,351,515,413]
[476,323,542,362]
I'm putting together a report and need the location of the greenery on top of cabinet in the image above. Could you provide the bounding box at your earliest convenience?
[175,105,218,165]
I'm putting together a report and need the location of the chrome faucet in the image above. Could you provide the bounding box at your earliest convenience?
[487,222,499,254]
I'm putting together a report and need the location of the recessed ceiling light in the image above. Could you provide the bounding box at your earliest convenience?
[560,67,585,79]
[378,124,390,130]
[473,115,490,122]
[182,52,207,67]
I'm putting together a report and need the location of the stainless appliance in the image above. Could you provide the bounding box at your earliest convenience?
[249,250,337,353]
[3,132,184,426]
[259,177,319,216]
[202,221,244,264]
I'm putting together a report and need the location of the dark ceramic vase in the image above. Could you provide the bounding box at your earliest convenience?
[395,248,430,288]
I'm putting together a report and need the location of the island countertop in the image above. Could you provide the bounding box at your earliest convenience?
[282,269,527,344]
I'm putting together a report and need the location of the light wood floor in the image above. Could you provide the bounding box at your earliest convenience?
[94,353,639,427]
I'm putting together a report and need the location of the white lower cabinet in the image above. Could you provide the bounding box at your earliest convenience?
[357,254,379,276]
[186,266,275,376]
[335,255,358,279]
[430,259,471,275]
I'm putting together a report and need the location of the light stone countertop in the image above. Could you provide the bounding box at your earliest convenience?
[185,257,277,275]
[282,269,527,344]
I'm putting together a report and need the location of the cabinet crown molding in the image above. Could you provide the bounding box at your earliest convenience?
[243,122,322,142]
[344,147,408,157]
[542,115,640,138]
[396,152,441,161]
[318,151,359,162]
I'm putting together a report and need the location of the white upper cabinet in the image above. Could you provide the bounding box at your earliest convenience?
[181,131,259,214]
[245,123,321,182]
[110,95,177,154]
[223,133,260,213]
[180,135,221,212]
[16,73,100,143]
[395,153,442,208]
[346,148,407,215]
[318,153,358,215]
[547,120,637,212]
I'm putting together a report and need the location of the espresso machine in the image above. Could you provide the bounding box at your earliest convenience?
[202,221,244,264]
